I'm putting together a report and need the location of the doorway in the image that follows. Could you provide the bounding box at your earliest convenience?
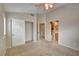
[50,20,59,44]
[25,22,33,43]
[39,23,45,40]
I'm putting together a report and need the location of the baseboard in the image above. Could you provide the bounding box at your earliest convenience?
[59,43,79,51]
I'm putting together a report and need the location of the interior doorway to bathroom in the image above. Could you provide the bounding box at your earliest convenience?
[50,20,59,44]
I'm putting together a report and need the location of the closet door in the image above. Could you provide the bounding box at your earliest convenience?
[12,18,25,47]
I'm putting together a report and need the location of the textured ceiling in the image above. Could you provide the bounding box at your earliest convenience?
[2,3,66,14]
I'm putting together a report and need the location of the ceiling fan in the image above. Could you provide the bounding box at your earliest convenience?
[34,3,54,10]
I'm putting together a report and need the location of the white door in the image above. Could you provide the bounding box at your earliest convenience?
[25,22,33,42]
[12,18,25,47]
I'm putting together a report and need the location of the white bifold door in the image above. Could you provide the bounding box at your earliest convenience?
[12,18,25,47]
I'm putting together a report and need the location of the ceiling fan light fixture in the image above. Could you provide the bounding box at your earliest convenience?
[45,4,49,10]
[49,4,53,8]
[34,3,54,11]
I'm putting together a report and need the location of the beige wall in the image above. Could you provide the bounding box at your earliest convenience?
[0,4,6,55]
[46,4,79,51]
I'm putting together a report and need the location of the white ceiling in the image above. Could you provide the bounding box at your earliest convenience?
[2,3,66,14]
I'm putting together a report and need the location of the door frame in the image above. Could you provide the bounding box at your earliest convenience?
[39,23,45,40]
